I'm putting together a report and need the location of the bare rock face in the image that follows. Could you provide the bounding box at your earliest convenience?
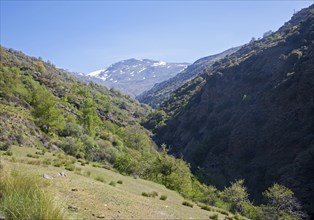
[151,5,314,216]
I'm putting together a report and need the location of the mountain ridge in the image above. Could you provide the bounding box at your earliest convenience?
[81,58,189,97]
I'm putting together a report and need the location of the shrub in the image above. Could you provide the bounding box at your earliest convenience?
[141,192,150,197]
[141,192,158,198]
[42,158,52,165]
[234,214,244,220]
[3,151,13,156]
[52,160,62,167]
[59,122,82,137]
[209,214,218,220]
[199,204,211,211]
[94,176,105,182]
[0,142,10,151]
[59,137,78,156]
[159,195,168,201]
[109,181,116,186]
[26,153,39,159]
[117,180,123,184]
[152,191,158,197]
[182,201,193,208]
[217,209,229,215]
[64,164,75,171]
[0,167,66,219]
[27,160,41,165]
[84,170,91,177]
[35,149,46,155]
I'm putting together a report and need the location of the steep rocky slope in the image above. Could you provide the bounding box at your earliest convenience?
[137,47,239,107]
[149,5,314,215]
[83,59,188,97]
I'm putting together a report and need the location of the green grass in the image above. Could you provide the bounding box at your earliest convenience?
[0,164,66,220]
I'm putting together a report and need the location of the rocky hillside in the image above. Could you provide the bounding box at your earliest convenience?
[137,47,240,107]
[83,59,188,97]
[147,5,314,216]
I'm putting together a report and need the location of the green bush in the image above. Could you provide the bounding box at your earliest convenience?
[141,191,158,198]
[159,195,168,201]
[141,192,150,197]
[26,153,39,159]
[199,204,212,211]
[42,158,52,165]
[3,151,13,156]
[109,181,116,186]
[0,167,66,219]
[84,170,91,177]
[182,201,194,208]
[0,142,10,151]
[64,164,75,171]
[94,176,105,182]
[59,137,78,156]
[209,214,218,220]
[52,160,63,167]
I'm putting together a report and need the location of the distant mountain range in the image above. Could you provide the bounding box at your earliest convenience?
[81,59,189,97]
[137,47,240,107]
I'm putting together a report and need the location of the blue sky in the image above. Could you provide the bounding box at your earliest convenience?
[1,1,312,73]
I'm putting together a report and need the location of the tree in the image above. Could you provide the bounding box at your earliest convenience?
[80,98,102,137]
[262,184,306,219]
[34,61,46,73]
[31,84,64,133]
[263,30,273,38]
[222,179,249,213]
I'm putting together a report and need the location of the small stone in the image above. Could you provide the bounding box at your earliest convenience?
[0,212,5,220]
[43,173,53,179]
[96,214,105,218]
[58,172,67,177]
[68,205,79,212]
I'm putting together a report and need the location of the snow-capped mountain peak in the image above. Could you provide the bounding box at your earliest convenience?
[85,59,189,97]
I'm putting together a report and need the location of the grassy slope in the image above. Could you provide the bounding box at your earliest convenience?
[0,146,234,220]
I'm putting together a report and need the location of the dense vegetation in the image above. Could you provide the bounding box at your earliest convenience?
[144,5,314,218]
